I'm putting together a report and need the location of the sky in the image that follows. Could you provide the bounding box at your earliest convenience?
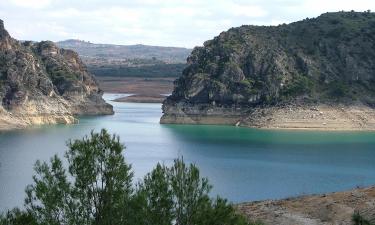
[0,0,375,48]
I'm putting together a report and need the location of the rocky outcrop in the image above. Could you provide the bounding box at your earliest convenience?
[0,19,113,130]
[161,12,375,130]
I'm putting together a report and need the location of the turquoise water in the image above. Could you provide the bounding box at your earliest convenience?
[1,93,375,211]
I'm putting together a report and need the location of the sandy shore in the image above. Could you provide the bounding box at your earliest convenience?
[97,76,174,103]
[237,186,375,225]
[114,94,166,103]
[97,77,174,95]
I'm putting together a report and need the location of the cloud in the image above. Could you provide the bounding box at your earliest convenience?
[228,3,268,18]
[0,0,374,47]
[10,0,51,9]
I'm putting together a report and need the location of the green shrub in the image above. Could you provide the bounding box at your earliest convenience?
[352,211,374,225]
[328,81,350,97]
[282,75,314,97]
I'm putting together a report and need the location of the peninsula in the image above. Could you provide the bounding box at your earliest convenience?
[161,12,375,130]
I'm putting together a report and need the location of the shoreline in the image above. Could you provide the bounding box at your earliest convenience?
[161,103,375,131]
[114,94,166,103]
[237,185,375,225]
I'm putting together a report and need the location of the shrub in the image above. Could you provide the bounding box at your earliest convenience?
[352,211,374,225]
[282,75,314,97]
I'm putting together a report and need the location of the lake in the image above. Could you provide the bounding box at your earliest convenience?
[1,93,375,211]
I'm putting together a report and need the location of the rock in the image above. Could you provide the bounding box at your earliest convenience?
[0,20,113,130]
[161,12,375,127]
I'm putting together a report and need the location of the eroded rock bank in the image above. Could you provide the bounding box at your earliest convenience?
[0,19,113,130]
[161,102,375,130]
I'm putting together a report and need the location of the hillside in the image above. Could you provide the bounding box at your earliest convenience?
[238,186,375,225]
[161,11,375,130]
[0,20,113,130]
[56,39,191,78]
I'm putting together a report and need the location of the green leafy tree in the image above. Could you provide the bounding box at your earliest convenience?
[25,155,74,225]
[66,129,133,225]
[24,129,134,225]
[169,158,212,225]
[135,158,255,225]
[134,163,174,225]
[0,208,38,225]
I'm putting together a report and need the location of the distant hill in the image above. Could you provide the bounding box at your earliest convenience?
[56,40,192,77]
[56,39,191,63]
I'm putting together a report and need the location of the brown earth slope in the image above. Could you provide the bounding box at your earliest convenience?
[238,186,375,225]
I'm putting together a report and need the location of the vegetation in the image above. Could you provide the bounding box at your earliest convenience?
[56,39,191,64]
[281,75,314,98]
[0,129,258,225]
[88,63,186,78]
[169,11,375,106]
[352,211,375,225]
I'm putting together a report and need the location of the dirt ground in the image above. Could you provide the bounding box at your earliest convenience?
[237,186,375,225]
[97,77,174,103]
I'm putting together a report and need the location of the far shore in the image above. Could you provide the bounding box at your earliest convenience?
[114,94,166,103]
[97,76,174,103]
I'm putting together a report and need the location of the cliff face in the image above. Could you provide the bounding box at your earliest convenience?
[161,12,375,129]
[0,20,113,130]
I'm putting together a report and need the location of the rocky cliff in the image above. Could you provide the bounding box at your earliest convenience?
[0,20,113,130]
[161,11,375,130]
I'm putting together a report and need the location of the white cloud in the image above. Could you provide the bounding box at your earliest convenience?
[229,3,268,17]
[10,0,51,9]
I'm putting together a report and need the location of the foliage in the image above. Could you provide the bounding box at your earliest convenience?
[0,129,258,225]
[282,75,314,97]
[352,211,374,225]
[0,208,38,225]
[25,155,74,225]
[88,63,186,78]
[328,81,350,98]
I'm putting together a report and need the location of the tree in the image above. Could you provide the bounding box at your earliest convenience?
[25,155,74,225]
[169,158,212,225]
[135,158,255,225]
[0,208,38,225]
[66,129,133,225]
[134,163,174,225]
[24,129,134,225]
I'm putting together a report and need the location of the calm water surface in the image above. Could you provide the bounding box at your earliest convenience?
[1,93,375,211]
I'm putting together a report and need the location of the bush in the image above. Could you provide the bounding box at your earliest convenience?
[0,129,258,225]
[282,75,314,97]
[352,211,374,225]
[329,81,350,97]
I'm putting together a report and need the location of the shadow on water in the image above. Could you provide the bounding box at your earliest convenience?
[160,124,375,202]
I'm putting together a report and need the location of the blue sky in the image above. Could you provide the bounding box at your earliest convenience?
[0,0,374,48]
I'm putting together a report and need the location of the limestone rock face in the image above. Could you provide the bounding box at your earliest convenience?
[161,12,375,129]
[0,19,113,130]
